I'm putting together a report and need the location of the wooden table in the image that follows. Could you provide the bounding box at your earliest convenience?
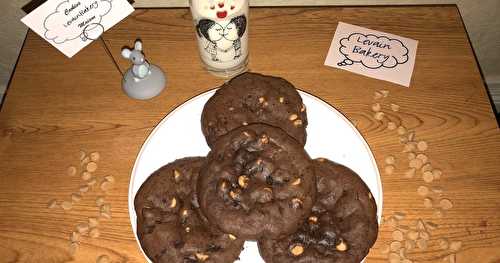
[1,5,499,263]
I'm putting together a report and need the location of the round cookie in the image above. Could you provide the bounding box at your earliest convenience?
[201,72,308,148]
[134,157,244,263]
[258,158,378,263]
[198,124,316,240]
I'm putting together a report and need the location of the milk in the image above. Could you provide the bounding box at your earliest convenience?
[190,0,249,77]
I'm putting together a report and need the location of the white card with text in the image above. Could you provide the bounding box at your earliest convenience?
[325,22,418,87]
[22,0,134,58]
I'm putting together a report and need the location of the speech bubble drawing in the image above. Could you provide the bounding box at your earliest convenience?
[338,33,409,69]
[43,0,112,44]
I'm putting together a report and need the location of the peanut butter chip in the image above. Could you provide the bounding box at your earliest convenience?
[71,193,82,203]
[61,201,72,210]
[289,114,298,121]
[279,97,285,103]
[258,97,265,103]
[417,141,428,151]
[409,158,423,169]
[291,178,301,186]
[397,126,407,135]
[104,175,115,183]
[229,190,239,200]
[100,211,112,219]
[393,212,406,220]
[79,150,86,161]
[185,227,191,233]
[96,196,105,206]
[300,104,306,112]
[238,175,249,188]
[336,240,348,251]
[385,165,395,175]
[380,90,389,97]
[195,253,209,261]
[70,231,80,242]
[242,122,248,126]
[89,228,100,238]
[181,209,189,217]
[170,197,177,208]
[308,216,318,223]
[80,185,89,193]
[228,234,237,240]
[421,163,433,172]
[432,169,442,179]
[100,181,113,192]
[388,122,397,130]
[76,223,89,234]
[47,199,58,209]
[450,241,462,251]
[372,103,381,112]
[291,198,303,209]
[290,244,304,256]
[67,166,77,176]
[90,152,100,162]
[407,131,415,142]
[89,217,99,228]
[293,119,303,127]
[438,238,449,249]
[374,111,385,120]
[96,255,110,263]
[81,156,90,165]
[390,241,402,251]
[173,170,181,181]
[407,230,418,240]
[81,171,92,181]
[229,107,234,111]
[389,252,400,263]
[439,199,453,210]
[260,134,269,144]
[389,103,400,112]
[392,230,404,241]
[86,162,98,172]
[423,171,434,183]
[385,155,396,164]
[69,242,79,255]
[417,186,429,196]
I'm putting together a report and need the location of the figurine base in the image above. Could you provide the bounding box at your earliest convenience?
[122,65,166,100]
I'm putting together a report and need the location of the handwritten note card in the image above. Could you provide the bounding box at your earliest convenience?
[325,22,418,87]
[22,0,134,58]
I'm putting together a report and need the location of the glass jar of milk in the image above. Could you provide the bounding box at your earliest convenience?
[189,0,249,77]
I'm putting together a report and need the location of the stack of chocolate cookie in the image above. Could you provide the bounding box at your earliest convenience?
[134,72,379,263]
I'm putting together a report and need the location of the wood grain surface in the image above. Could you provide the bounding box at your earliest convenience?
[1,6,499,263]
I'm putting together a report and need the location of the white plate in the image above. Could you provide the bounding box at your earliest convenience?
[128,89,383,263]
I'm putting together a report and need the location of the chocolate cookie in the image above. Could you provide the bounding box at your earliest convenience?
[201,72,308,148]
[134,157,244,263]
[198,124,316,240]
[258,158,378,263]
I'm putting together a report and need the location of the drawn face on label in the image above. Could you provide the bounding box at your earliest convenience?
[192,0,245,20]
[207,23,225,42]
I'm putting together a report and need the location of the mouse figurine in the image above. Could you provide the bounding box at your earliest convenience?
[121,40,166,100]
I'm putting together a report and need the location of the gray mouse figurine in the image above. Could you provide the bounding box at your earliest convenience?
[121,40,166,100]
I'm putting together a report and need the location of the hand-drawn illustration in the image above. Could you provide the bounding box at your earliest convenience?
[338,33,409,69]
[43,0,112,44]
[82,23,104,40]
[196,15,247,62]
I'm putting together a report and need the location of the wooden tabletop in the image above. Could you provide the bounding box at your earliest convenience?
[1,5,499,263]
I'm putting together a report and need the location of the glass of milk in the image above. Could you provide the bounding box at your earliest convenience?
[189,0,249,77]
